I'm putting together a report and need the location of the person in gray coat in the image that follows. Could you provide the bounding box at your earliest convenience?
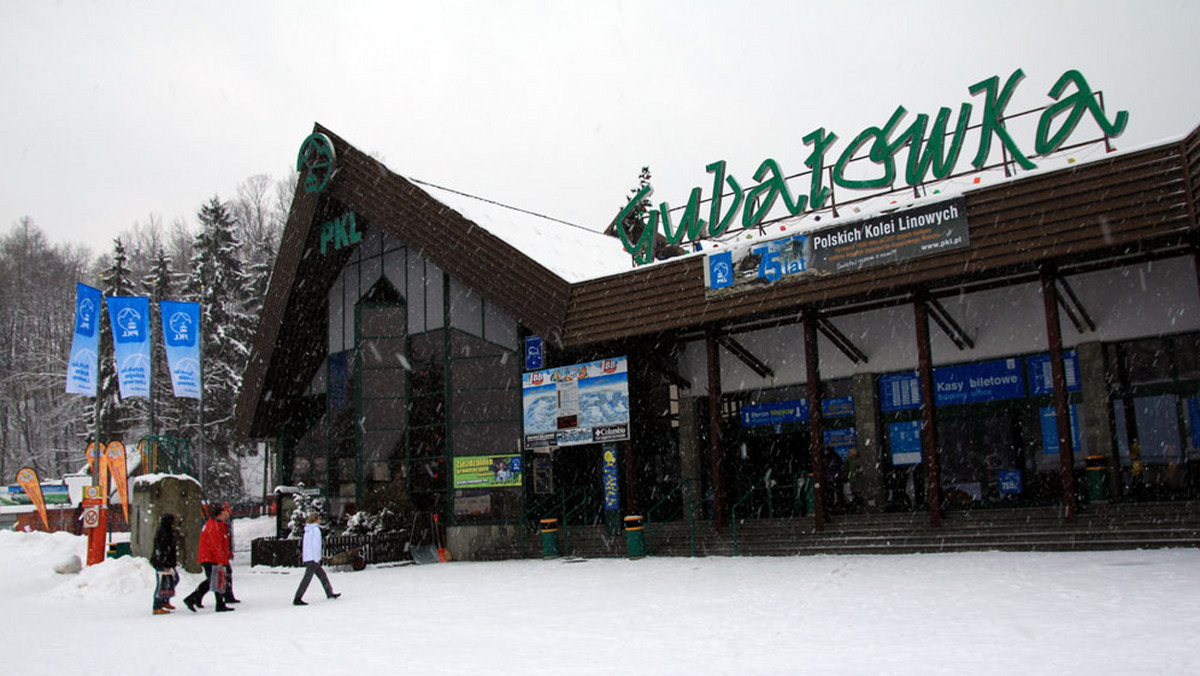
[293,512,341,606]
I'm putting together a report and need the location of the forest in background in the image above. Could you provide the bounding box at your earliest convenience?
[0,172,295,502]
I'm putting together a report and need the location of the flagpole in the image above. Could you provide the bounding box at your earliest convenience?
[149,300,158,440]
[197,298,206,494]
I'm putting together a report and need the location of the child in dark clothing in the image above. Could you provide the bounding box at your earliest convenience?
[150,513,179,615]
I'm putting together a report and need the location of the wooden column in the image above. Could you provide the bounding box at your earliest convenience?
[803,307,826,531]
[705,328,726,530]
[1040,262,1078,520]
[913,289,941,527]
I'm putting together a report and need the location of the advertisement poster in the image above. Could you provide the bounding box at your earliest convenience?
[705,197,968,293]
[603,444,619,511]
[523,357,630,448]
[453,454,523,489]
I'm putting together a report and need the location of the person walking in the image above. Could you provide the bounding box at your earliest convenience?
[221,502,241,604]
[293,512,340,606]
[183,504,235,613]
[150,513,179,615]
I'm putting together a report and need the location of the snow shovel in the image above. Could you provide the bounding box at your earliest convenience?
[408,512,440,565]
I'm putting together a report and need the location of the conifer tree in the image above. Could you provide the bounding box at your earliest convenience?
[142,246,183,440]
[95,238,139,445]
[186,197,253,501]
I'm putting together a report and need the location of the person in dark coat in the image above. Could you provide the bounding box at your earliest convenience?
[150,513,179,615]
[183,505,234,612]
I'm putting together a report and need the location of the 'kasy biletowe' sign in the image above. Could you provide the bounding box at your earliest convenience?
[619,68,1128,263]
[705,197,967,291]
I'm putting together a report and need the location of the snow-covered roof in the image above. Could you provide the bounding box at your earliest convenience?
[413,181,636,283]
[403,133,1163,285]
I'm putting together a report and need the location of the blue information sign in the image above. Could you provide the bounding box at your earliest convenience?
[880,358,1026,411]
[741,397,855,427]
[933,358,1024,406]
[1040,404,1082,454]
[1026,351,1081,395]
[998,470,1024,495]
[524,335,544,371]
[879,372,922,412]
[889,420,923,465]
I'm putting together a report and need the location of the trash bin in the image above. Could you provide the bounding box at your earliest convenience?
[624,515,645,559]
[539,518,560,559]
[107,541,131,559]
[1086,455,1110,501]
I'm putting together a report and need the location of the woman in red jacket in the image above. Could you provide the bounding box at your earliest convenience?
[183,505,234,613]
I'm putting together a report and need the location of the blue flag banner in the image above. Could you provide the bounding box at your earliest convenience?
[106,296,152,399]
[66,283,103,396]
[160,300,201,399]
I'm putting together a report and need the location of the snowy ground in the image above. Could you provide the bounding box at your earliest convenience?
[3,517,1199,675]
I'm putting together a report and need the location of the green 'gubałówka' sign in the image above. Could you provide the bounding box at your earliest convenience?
[615,68,1128,263]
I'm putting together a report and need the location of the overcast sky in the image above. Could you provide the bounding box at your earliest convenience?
[4,0,1200,255]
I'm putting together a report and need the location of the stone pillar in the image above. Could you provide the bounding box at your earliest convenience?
[678,396,704,521]
[851,372,885,510]
[1076,341,1117,497]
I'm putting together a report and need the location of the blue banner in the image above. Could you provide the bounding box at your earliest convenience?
[602,444,619,511]
[160,300,201,399]
[106,296,151,398]
[66,283,103,396]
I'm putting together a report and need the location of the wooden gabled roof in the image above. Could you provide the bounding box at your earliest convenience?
[236,124,572,437]
[237,123,1200,439]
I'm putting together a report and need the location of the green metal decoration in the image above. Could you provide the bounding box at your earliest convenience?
[297,132,337,194]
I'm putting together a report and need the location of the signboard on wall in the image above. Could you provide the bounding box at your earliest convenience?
[522,357,630,448]
[524,336,544,371]
[452,454,523,489]
[740,397,855,427]
[704,197,968,293]
[889,420,923,466]
[1026,351,1081,395]
[1040,404,1083,455]
[879,357,1027,412]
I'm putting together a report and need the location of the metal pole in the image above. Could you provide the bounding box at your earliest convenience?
[197,300,205,494]
[803,307,826,531]
[914,289,942,527]
[1040,262,1077,520]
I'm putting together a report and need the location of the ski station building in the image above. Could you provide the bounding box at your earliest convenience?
[236,71,1200,559]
